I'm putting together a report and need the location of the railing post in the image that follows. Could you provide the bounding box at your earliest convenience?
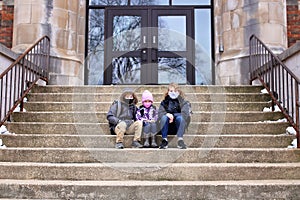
[296,83,300,148]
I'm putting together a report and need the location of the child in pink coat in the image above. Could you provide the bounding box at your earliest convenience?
[136,90,158,147]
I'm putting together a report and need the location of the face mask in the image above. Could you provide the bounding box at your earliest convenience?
[124,98,134,104]
[143,101,152,108]
[168,91,179,99]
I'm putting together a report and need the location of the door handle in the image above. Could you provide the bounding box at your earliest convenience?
[141,48,147,62]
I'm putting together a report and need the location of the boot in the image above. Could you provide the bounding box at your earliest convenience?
[143,134,150,147]
[150,133,158,148]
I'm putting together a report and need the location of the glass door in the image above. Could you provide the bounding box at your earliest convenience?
[105,9,148,84]
[104,8,194,84]
[152,9,194,84]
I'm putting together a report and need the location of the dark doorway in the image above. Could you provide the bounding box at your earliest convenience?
[104,8,194,85]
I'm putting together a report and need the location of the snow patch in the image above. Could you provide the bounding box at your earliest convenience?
[286,126,297,135]
[287,139,297,149]
[260,88,268,94]
[0,125,15,135]
[263,105,281,112]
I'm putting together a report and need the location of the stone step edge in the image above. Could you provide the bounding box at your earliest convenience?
[0,147,296,152]
[0,179,299,186]
[0,134,292,137]
[0,162,299,166]
[5,122,289,125]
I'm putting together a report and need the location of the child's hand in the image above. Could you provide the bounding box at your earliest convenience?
[166,113,174,123]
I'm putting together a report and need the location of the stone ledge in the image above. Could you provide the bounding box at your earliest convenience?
[0,43,19,60]
[279,41,300,61]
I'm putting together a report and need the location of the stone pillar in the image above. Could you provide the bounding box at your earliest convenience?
[214,0,287,85]
[12,0,86,85]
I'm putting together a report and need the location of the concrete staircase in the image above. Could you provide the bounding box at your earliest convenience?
[0,85,299,199]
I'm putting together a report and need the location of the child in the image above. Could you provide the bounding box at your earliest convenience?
[107,90,143,149]
[158,83,190,149]
[136,90,158,148]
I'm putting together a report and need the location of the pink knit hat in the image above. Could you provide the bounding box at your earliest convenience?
[142,90,153,102]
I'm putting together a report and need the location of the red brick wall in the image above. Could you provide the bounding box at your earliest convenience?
[287,0,300,47]
[0,0,14,48]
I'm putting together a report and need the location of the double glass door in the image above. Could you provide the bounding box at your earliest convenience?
[104,8,194,85]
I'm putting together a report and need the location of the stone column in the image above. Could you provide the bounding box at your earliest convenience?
[12,0,86,85]
[214,0,287,85]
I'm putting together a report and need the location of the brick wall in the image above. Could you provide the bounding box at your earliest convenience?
[287,0,300,47]
[0,0,14,48]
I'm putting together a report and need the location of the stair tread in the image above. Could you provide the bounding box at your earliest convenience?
[0,179,300,186]
[0,162,299,167]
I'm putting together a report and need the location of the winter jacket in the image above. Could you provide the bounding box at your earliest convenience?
[136,105,158,122]
[107,100,138,127]
[158,95,190,122]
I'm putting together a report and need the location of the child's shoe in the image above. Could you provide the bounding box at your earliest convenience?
[159,139,168,149]
[177,140,187,149]
[143,137,150,147]
[132,140,143,148]
[115,142,124,149]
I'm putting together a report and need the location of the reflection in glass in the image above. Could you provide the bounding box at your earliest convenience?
[172,0,211,5]
[158,58,186,84]
[88,9,105,84]
[130,0,169,5]
[113,16,141,51]
[158,16,186,51]
[89,0,128,6]
[112,57,141,84]
[194,9,212,85]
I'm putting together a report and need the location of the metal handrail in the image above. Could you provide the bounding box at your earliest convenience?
[249,34,300,148]
[0,35,50,126]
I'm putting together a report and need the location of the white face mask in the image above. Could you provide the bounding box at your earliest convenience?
[168,91,179,99]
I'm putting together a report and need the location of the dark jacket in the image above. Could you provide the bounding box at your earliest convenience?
[158,95,190,121]
[107,100,137,126]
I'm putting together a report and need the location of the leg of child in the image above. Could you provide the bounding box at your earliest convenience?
[143,122,151,147]
[126,121,143,148]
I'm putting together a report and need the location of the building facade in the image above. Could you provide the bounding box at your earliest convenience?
[0,0,299,85]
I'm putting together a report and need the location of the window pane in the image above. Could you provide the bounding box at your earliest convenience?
[195,9,212,85]
[113,16,142,51]
[130,0,169,5]
[112,57,141,84]
[172,0,211,5]
[87,9,105,85]
[158,16,186,51]
[89,0,128,6]
[158,58,186,84]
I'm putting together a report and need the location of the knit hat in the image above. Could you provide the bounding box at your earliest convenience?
[142,90,153,102]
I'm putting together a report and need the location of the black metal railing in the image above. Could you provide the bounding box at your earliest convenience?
[249,34,300,148]
[0,35,50,126]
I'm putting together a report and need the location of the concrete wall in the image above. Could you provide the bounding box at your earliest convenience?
[12,0,86,85]
[214,0,288,85]
[280,41,300,78]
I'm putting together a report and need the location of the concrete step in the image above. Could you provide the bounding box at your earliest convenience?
[5,122,289,135]
[11,111,285,123]
[0,162,299,181]
[0,148,299,163]
[30,85,265,94]
[1,179,299,199]
[23,102,271,112]
[0,134,294,148]
[26,92,271,102]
